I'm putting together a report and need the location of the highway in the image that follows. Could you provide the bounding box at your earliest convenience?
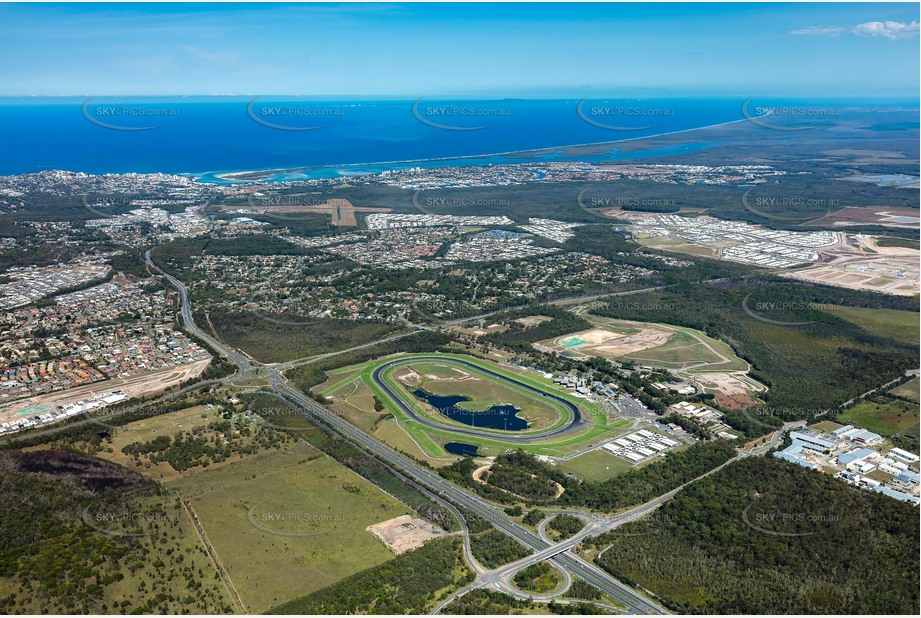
[143,250,669,615]
[370,355,586,443]
[267,375,668,614]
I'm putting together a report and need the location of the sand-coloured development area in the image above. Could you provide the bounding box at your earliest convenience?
[366,515,448,554]
[537,327,672,360]
[0,359,211,427]
[785,254,919,296]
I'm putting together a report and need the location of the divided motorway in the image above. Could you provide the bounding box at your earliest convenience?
[146,250,669,615]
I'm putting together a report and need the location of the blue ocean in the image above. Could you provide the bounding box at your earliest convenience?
[0,97,907,181]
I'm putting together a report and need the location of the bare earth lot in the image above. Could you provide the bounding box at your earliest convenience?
[785,254,919,296]
[367,514,450,554]
[535,326,672,360]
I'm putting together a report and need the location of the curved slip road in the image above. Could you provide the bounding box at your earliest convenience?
[371,355,587,444]
[145,251,668,615]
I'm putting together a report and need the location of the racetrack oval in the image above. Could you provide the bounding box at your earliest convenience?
[371,355,585,444]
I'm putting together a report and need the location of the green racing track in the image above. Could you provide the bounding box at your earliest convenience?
[369,354,591,443]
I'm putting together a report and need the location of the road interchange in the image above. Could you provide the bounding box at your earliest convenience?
[142,250,673,614]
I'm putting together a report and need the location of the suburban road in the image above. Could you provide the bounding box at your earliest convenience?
[143,250,670,615]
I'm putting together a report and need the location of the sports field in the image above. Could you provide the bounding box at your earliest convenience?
[559,448,636,482]
[167,441,410,613]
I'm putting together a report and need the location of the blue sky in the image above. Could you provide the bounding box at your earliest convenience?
[0,2,918,97]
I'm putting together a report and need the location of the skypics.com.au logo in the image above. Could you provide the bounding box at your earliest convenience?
[741,500,842,537]
[741,188,836,222]
[82,192,135,219]
[576,99,675,131]
[740,98,839,131]
[82,98,180,131]
[411,189,510,215]
[411,98,510,131]
[741,293,841,327]
[246,97,345,131]
[82,501,182,537]
[247,506,344,537]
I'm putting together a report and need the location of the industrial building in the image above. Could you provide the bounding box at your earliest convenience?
[600,429,682,465]
[788,430,841,453]
[890,448,920,464]
[833,425,883,445]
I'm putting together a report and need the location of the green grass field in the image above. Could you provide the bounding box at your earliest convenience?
[831,306,920,347]
[838,397,920,438]
[559,448,637,482]
[809,420,846,434]
[621,330,727,369]
[167,441,410,613]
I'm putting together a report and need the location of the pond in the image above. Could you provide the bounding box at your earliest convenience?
[411,389,529,431]
[444,442,480,457]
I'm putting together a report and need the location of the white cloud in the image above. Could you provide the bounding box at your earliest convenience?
[791,20,919,40]
[790,26,844,37]
[852,20,920,40]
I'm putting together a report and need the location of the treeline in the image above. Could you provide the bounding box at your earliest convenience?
[547,514,585,540]
[443,589,607,615]
[482,305,592,352]
[485,450,566,502]
[269,537,470,614]
[586,457,919,614]
[469,529,531,569]
[438,456,510,503]
[152,235,313,271]
[561,441,737,510]
[513,561,562,593]
[443,443,736,512]
[205,309,400,364]
[107,250,151,279]
[566,578,604,601]
[0,450,230,614]
[121,421,292,472]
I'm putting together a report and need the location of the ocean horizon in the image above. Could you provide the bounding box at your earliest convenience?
[0,96,916,179]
